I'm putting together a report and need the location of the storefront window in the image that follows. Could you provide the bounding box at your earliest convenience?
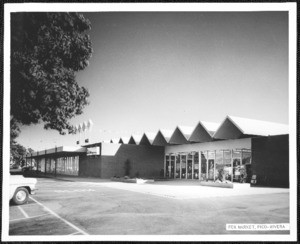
[181,154,186,178]
[165,155,170,178]
[55,156,79,176]
[201,152,208,181]
[57,158,63,174]
[45,158,51,173]
[50,158,55,173]
[175,155,180,178]
[39,158,45,172]
[232,149,251,182]
[194,152,199,179]
[242,151,251,165]
[214,150,232,182]
[216,164,232,181]
[208,151,215,159]
[215,163,223,181]
[187,153,193,179]
[208,159,215,180]
[233,158,240,167]
[215,151,222,164]
[224,150,231,164]
[207,151,215,181]
[224,165,232,181]
[224,150,232,181]
[232,150,241,159]
[170,155,175,178]
[26,158,37,170]
[164,148,251,182]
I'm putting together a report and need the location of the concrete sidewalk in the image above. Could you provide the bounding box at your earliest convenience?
[41,175,290,200]
[49,175,111,183]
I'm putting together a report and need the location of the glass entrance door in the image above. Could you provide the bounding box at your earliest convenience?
[175,155,180,178]
[207,151,215,181]
[200,152,207,181]
[208,159,215,181]
[233,158,241,182]
[165,155,170,178]
[181,154,186,179]
[187,153,193,179]
[170,155,175,178]
[194,152,199,179]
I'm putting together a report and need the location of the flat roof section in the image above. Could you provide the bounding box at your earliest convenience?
[29,146,87,158]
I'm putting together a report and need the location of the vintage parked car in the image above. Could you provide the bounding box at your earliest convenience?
[10,175,37,205]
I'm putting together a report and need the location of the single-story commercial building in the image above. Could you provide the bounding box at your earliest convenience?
[26,115,289,187]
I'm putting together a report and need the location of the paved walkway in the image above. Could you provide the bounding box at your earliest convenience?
[46,176,289,200]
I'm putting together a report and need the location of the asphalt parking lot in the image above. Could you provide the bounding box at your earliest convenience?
[9,177,290,235]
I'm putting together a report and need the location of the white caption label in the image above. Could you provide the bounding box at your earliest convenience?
[226,223,290,231]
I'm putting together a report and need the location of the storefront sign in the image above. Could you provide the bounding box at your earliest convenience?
[87,146,100,156]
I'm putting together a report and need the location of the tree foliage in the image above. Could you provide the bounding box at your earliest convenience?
[10,142,27,166]
[11,12,93,137]
[10,141,35,166]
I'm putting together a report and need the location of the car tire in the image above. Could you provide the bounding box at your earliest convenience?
[12,187,29,205]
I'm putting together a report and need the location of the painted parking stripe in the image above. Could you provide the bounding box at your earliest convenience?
[10,213,50,222]
[30,197,89,235]
[17,206,29,218]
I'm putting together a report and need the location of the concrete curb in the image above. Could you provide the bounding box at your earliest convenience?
[111,178,155,184]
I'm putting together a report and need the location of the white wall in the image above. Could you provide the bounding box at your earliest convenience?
[101,143,121,156]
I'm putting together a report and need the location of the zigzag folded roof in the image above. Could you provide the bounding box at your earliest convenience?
[152,129,173,146]
[213,115,289,139]
[160,129,173,141]
[111,115,288,146]
[189,121,220,142]
[139,132,157,146]
[128,134,143,145]
[118,136,130,144]
[110,138,120,144]
[201,121,220,136]
[169,126,194,144]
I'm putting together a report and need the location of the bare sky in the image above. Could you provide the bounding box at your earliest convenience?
[16,11,289,150]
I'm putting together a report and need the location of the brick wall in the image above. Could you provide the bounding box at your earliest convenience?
[79,144,164,179]
[79,155,101,177]
[100,144,164,179]
[251,134,289,187]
